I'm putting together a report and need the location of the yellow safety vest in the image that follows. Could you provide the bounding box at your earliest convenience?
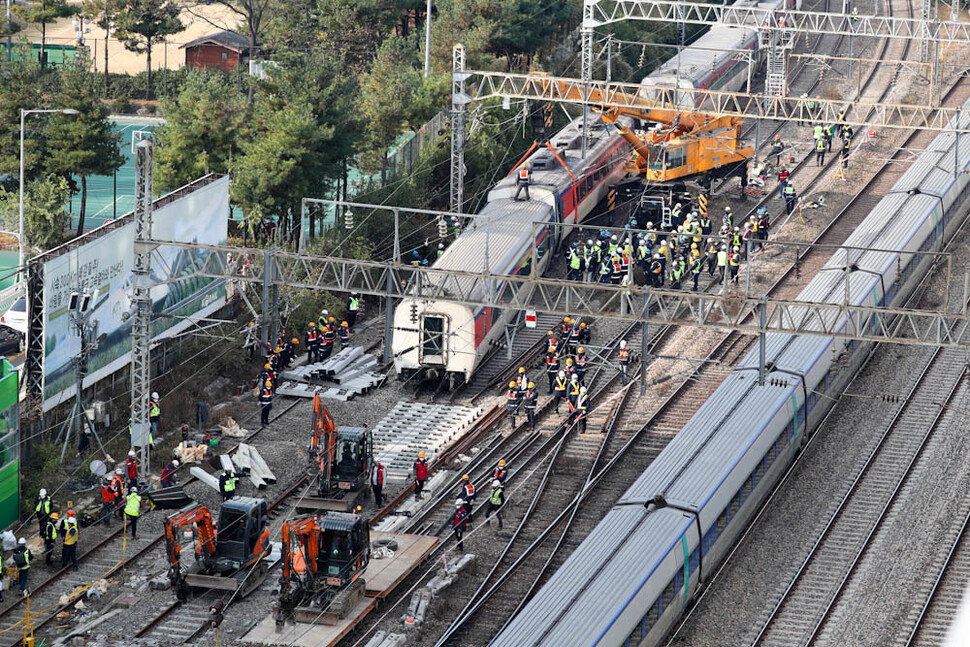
[125,493,141,517]
[64,523,78,546]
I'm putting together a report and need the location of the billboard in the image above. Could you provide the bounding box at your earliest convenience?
[41,175,229,411]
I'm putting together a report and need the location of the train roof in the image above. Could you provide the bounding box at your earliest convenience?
[422,199,553,303]
[646,26,757,87]
[492,506,692,647]
[489,115,625,200]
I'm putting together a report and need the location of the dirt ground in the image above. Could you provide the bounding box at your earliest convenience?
[21,0,244,75]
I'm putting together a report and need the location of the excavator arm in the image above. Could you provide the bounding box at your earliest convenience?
[163,504,218,600]
[309,394,337,486]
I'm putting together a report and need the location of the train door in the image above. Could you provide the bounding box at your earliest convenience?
[418,314,448,366]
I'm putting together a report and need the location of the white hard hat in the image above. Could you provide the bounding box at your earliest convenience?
[611,234,618,241]
[116,467,123,475]
[151,392,159,399]
[131,487,138,494]
[580,386,587,394]
[620,340,627,348]
[492,479,501,488]
[438,243,444,249]
[39,489,46,497]
[586,239,593,245]
[172,460,180,468]
[571,374,578,381]
[558,370,565,378]
[18,538,25,545]
[455,498,464,508]
[129,450,136,457]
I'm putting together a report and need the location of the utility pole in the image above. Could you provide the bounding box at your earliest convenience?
[130,139,154,477]
[580,17,594,158]
[424,0,432,77]
[450,44,468,214]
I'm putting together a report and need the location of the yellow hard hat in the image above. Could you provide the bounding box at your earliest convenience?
[292,338,299,344]
[50,512,59,520]
[547,330,554,336]
[566,358,573,365]
[462,474,469,480]
[308,321,315,327]
[528,382,535,389]
[328,316,335,322]
[564,317,571,323]
[509,381,517,388]
[578,347,584,353]
[274,346,282,353]
[580,323,587,328]
[518,367,525,374]
[265,380,272,386]
[264,363,271,369]
[419,451,426,458]
[248,321,254,327]
[341,321,348,327]
[498,460,506,467]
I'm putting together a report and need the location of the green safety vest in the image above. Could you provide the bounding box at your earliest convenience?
[125,493,141,517]
[35,498,50,515]
[783,185,795,197]
[150,402,160,418]
[816,139,826,151]
[46,520,57,540]
[813,125,823,139]
[569,252,581,270]
[224,475,237,492]
[808,99,816,109]
[349,297,359,311]
[490,488,503,505]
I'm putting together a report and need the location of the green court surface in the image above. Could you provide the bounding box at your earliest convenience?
[1,43,78,67]
[68,119,158,232]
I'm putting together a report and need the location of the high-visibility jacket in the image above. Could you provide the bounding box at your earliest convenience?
[462,482,476,500]
[554,376,568,393]
[322,327,336,343]
[221,474,237,493]
[36,497,51,516]
[729,252,741,267]
[414,459,428,480]
[691,257,703,274]
[506,389,520,409]
[126,458,138,479]
[348,296,359,312]
[568,251,581,270]
[813,125,823,139]
[490,487,504,506]
[576,393,588,413]
[783,185,797,199]
[637,243,649,260]
[45,520,57,541]
[149,400,160,419]
[518,167,529,182]
[547,337,558,353]
[569,381,581,397]
[259,387,273,406]
[63,522,78,546]
[650,260,662,275]
[546,356,559,373]
[718,250,728,267]
[305,330,317,344]
[523,390,538,410]
[672,260,685,281]
[778,169,790,183]
[101,482,115,503]
[493,467,507,482]
[824,125,835,138]
[816,138,826,152]
[125,492,141,517]
[453,508,468,531]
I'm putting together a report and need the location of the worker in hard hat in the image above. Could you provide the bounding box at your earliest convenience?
[337,321,352,348]
[34,488,52,539]
[459,474,476,524]
[453,499,468,551]
[13,537,32,594]
[485,480,505,529]
[413,451,429,500]
[523,382,538,431]
[259,379,274,426]
[43,511,59,565]
[125,450,139,489]
[160,459,180,488]
[506,381,521,429]
[492,459,508,484]
[514,162,532,202]
[125,487,142,540]
[149,391,161,443]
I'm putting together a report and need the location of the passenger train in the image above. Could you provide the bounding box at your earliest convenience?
[392,116,629,386]
[392,0,800,386]
[490,98,970,647]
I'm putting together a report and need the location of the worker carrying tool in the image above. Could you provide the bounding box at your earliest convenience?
[514,163,532,201]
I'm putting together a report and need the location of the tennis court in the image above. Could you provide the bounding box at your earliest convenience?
[68,117,159,232]
[1,43,78,67]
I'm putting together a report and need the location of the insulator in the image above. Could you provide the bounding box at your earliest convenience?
[344,210,354,230]
[438,218,448,238]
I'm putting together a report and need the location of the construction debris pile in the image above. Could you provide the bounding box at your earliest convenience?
[277,347,386,401]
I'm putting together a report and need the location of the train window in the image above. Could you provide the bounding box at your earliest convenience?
[420,316,445,363]
[646,598,660,632]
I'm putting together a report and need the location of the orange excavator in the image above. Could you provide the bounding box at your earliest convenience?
[163,499,271,601]
[301,395,373,512]
[274,511,371,627]
[541,77,752,184]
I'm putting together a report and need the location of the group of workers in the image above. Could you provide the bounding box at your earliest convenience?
[450,460,508,552]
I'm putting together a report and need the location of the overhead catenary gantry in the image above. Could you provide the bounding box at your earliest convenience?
[145,200,970,351]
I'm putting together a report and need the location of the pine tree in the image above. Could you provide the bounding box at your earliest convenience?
[0,175,71,249]
[0,54,43,184]
[112,0,183,99]
[13,0,80,69]
[44,55,124,236]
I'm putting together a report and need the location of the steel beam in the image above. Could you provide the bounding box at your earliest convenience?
[465,69,970,131]
[584,0,970,42]
[130,140,154,474]
[145,238,970,349]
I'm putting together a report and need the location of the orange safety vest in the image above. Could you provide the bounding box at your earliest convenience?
[618,348,630,364]
[518,168,529,181]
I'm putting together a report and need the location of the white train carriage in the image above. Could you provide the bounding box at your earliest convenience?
[392,116,629,385]
[492,99,970,647]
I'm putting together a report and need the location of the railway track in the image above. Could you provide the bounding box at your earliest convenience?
[749,348,968,646]
[903,503,970,646]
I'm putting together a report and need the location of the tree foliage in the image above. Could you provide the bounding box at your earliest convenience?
[13,0,79,68]
[0,53,44,184]
[0,175,71,250]
[44,56,124,236]
[155,72,246,192]
[112,0,184,98]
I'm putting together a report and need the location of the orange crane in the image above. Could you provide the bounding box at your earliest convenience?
[163,499,271,601]
[275,511,370,627]
[542,77,753,183]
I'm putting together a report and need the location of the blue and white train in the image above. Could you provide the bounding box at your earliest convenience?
[490,101,970,646]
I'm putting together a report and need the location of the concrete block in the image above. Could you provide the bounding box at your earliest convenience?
[149,576,171,591]
[190,466,220,492]
[402,588,433,628]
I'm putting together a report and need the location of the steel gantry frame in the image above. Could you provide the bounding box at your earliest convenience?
[143,200,970,350]
[463,70,970,131]
[583,0,970,42]
[451,44,470,214]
